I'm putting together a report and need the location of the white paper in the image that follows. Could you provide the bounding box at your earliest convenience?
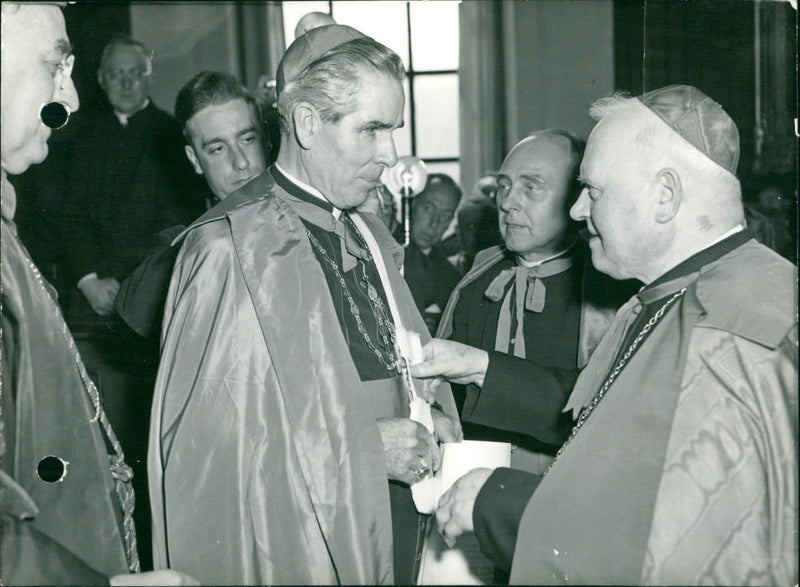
[438,440,510,493]
[416,440,511,583]
[412,439,511,515]
[396,327,423,364]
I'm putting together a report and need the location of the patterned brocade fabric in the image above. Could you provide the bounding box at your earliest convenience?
[643,329,798,585]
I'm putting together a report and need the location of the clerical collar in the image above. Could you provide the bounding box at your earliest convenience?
[273,162,343,219]
[644,225,749,293]
[115,98,150,126]
[517,239,578,268]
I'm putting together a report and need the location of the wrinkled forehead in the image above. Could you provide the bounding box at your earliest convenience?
[501,134,573,175]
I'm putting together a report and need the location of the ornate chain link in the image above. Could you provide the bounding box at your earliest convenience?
[543,287,688,477]
[16,238,140,572]
[306,229,399,372]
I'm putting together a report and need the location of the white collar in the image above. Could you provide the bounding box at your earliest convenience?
[706,223,745,247]
[516,239,577,268]
[115,98,150,126]
[275,162,342,219]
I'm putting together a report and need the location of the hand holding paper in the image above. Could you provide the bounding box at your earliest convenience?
[409,339,490,387]
[435,467,494,547]
[376,417,441,486]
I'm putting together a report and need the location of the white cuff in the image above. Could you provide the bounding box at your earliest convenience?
[77,272,99,290]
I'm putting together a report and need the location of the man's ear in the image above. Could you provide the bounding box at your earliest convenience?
[184,145,203,175]
[291,102,319,150]
[96,69,106,93]
[653,168,682,224]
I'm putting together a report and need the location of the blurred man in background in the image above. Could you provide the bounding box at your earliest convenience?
[115,70,268,340]
[65,35,206,323]
[401,173,464,333]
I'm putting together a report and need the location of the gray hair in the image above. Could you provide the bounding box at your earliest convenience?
[589,91,742,213]
[99,35,153,75]
[590,92,735,179]
[588,91,639,122]
[277,37,404,136]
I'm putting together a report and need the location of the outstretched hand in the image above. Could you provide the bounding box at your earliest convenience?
[435,467,493,547]
[79,276,120,316]
[409,339,489,387]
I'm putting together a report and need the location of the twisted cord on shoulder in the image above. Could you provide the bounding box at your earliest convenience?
[21,243,140,572]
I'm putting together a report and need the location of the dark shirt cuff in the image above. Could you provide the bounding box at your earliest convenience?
[473,467,541,573]
[465,351,577,446]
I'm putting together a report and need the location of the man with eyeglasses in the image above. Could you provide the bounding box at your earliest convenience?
[65,35,208,323]
[399,173,464,334]
[1,4,196,585]
[412,131,634,473]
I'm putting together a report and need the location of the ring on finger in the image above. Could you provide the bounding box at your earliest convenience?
[412,465,430,482]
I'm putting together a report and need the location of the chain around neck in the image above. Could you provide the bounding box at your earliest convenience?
[543,287,688,477]
[306,228,399,372]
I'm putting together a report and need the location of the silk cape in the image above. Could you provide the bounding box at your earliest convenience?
[148,171,456,584]
[508,240,798,585]
[1,175,130,582]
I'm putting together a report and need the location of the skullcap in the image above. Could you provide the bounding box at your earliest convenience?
[637,84,740,175]
[276,24,367,96]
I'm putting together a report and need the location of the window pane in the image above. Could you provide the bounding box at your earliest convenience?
[282,1,331,48]
[409,1,459,71]
[414,74,459,159]
[330,1,409,68]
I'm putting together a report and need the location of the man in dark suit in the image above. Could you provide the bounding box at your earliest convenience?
[401,173,464,333]
[412,130,634,474]
[65,35,208,325]
[114,70,268,339]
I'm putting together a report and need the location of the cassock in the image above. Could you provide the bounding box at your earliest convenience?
[437,243,633,468]
[148,167,457,584]
[64,101,207,325]
[1,173,136,583]
[401,240,463,334]
[470,233,798,585]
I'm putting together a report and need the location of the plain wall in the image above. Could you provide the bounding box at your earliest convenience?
[503,0,615,143]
